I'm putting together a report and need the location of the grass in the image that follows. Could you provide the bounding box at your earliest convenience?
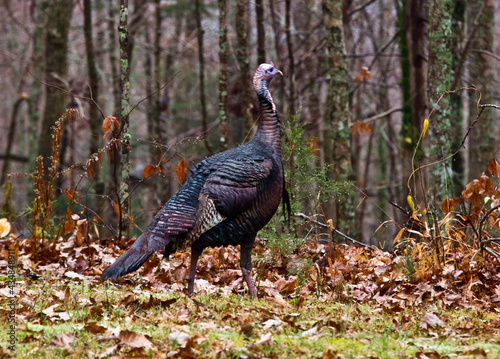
[3,273,499,358]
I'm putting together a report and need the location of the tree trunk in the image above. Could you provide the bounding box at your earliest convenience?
[399,0,429,207]
[1,97,27,185]
[195,0,212,152]
[255,0,266,65]
[218,0,229,152]
[427,0,453,202]
[321,0,354,237]
[449,0,466,196]
[285,0,296,115]
[236,0,254,132]
[107,1,121,116]
[84,0,105,218]
[38,0,74,175]
[118,0,131,237]
[269,0,284,99]
[467,0,495,180]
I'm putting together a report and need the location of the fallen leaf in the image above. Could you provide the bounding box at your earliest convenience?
[42,304,59,317]
[419,312,444,330]
[99,345,118,358]
[252,332,272,346]
[0,218,11,238]
[262,319,282,330]
[84,322,108,334]
[51,333,76,350]
[168,331,190,347]
[300,326,318,337]
[118,329,152,349]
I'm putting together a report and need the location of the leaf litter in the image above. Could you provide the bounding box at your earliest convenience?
[1,231,500,358]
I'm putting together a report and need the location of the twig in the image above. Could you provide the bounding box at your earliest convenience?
[363,107,403,124]
[406,86,486,195]
[27,69,106,120]
[470,49,500,63]
[479,104,500,110]
[125,73,177,120]
[450,2,484,90]
[478,204,500,252]
[348,0,377,16]
[75,199,117,237]
[483,247,500,262]
[294,213,376,249]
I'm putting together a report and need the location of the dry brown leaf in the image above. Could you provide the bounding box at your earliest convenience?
[0,218,11,238]
[143,164,155,179]
[168,331,190,347]
[42,304,60,317]
[488,158,500,177]
[51,333,76,350]
[118,329,153,349]
[419,312,444,330]
[252,332,272,346]
[350,120,372,136]
[441,197,459,214]
[355,66,372,82]
[84,322,108,334]
[176,159,187,185]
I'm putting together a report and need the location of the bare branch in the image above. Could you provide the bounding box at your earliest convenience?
[294,213,376,249]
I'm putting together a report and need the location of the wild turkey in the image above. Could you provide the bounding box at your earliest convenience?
[101,63,284,298]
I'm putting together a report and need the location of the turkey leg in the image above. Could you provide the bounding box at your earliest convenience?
[187,246,203,294]
[240,239,257,298]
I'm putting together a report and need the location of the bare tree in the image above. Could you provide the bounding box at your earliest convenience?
[218,0,229,151]
[399,0,429,206]
[195,0,212,152]
[84,0,104,217]
[38,0,74,176]
[322,0,354,237]
[236,0,254,132]
[118,0,131,236]
[427,0,453,201]
[255,0,266,65]
[285,0,296,115]
[467,1,495,180]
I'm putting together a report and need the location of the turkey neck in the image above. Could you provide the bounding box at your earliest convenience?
[253,88,282,156]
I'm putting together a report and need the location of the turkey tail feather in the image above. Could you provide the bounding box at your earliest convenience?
[101,232,168,280]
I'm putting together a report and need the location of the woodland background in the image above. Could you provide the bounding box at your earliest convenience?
[0,0,499,246]
[1,1,500,357]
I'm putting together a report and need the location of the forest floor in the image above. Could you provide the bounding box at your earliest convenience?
[1,234,500,358]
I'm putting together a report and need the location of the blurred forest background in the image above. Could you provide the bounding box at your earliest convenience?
[0,0,499,247]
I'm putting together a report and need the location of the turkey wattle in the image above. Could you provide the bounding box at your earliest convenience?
[101,63,284,298]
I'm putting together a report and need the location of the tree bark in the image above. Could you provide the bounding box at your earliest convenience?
[427,0,453,201]
[449,0,466,196]
[468,0,495,180]
[195,0,212,152]
[255,0,266,65]
[399,0,429,207]
[1,97,27,185]
[285,0,296,115]
[236,0,254,132]
[38,0,74,176]
[118,0,131,236]
[218,0,229,151]
[84,0,105,218]
[322,0,354,237]
[107,1,121,116]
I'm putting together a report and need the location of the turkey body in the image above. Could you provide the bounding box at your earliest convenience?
[101,63,283,298]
